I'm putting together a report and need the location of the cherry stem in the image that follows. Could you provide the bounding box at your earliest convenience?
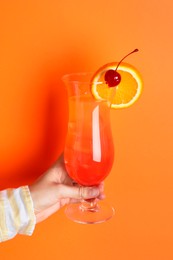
[115,48,139,71]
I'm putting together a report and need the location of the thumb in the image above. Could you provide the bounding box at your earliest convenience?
[57,184,100,200]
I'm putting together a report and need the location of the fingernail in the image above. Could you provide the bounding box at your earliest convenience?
[88,188,99,197]
[99,193,106,200]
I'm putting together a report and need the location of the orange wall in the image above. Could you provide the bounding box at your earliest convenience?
[0,1,173,260]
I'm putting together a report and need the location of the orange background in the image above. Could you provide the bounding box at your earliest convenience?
[0,0,173,259]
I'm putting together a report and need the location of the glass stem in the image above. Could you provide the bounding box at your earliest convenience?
[80,198,100,212]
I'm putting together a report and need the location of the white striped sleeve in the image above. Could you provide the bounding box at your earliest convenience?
[0,186,36,242]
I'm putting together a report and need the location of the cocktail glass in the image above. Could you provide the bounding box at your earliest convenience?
[62,72,115,224]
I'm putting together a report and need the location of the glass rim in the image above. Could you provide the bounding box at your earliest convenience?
[62,72,104,84]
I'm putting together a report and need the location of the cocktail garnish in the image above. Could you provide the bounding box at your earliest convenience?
[104,49,139,87]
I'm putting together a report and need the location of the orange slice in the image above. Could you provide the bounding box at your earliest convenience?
[90,62,143,109]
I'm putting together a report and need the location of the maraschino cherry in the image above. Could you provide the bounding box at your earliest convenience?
[104,49,139,87]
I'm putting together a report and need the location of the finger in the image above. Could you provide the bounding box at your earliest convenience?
[57,184,100,200]
[97,182,105,199]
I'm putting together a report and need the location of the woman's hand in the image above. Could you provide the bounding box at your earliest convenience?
[29,154,104,223]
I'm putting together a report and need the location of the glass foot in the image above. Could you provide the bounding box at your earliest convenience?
[65,199,115,224]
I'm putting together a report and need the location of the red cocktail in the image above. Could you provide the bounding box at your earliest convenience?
[63,73,115,224]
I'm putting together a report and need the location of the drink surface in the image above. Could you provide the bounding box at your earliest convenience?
[64,96,114,186]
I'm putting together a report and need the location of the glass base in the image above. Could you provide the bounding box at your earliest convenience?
[65,199,115,224]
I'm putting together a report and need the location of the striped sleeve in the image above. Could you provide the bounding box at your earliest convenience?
[0,186,36,242]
